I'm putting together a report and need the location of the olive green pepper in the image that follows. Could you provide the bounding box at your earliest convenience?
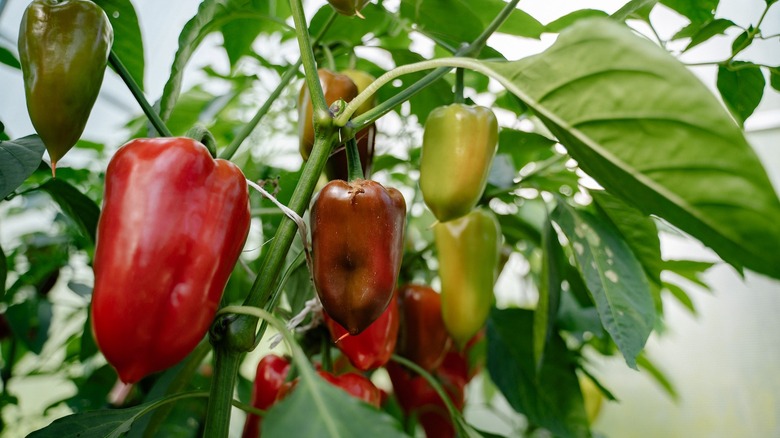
[434,208,501,347]
[327,0,371,17]
[19,0,113,176]
[420,104,498,222]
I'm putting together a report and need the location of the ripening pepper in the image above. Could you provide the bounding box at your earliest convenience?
[18,0,113,175]
[91,138,250,383]
[396,284,451,372]
[324,69,377,181]
[299,69,358,161]
[324,289,399,371]
[311,179,406,334]
[242,355,291,438]
[419,104,498,222]
[326,0,371,17]
[434,208,500,347]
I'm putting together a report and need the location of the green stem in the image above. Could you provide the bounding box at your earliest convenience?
[322,44,336,71]
[219,10,338,160]
[391,355,462,429]
[185,125,217,158]
[454,68,465,104]
[345,137,363,180]
[728,2,771,61]
[341,0,521,128]
[203,346,242,437]
[109,51,173,138]
[290,0,329,121]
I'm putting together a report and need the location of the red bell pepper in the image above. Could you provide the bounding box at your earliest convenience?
[323,289,399,371]
[242,355,291,438]
[277,370,382,408]
[311,179,406,335]
[91,137,250,383]
[396,284,452,372]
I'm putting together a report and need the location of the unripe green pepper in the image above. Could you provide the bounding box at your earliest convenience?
[18,0,113,175]
[420,104,498,222]
[326,0,371,17]
[434,208,501,346]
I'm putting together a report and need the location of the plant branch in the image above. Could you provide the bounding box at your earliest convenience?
[109,51,172,137]
[290,0,329,119]
[220,10,338,160]
[340,0,522,128]
[203,346,242,436]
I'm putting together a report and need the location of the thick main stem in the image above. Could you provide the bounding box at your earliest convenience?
[203,345,242,436]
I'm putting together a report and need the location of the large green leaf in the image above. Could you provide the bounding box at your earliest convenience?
[310,3,396,47]
[0,46,20,69]
[533,217,564,368]
[221,0,293,67]
[38,179,101,244]
[660,0,718,25]
[717,61,765,126]
[552,203,655,368]
[611,0,658,22]
[546,9,608,33]
[471,18,780,279]
[262,372,405,437]
[0,135,45,199]
[95,0,145,90]
[487,308,589,438]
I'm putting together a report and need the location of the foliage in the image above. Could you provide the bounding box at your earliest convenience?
[1,0,778,437]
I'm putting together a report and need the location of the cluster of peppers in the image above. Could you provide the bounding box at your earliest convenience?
[19,0,503,434]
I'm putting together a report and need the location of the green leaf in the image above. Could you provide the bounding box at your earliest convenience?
[94,0,145,90]
[683,18,735,51]
[534,217,564,369]
[636,353,678,400]
[592,191,662,287]
[159,0,227,124]
[30,402,149,437]
[262,373,405,437]
[497,129,556,171]
[717,62,765,126]
[730,28,753,56]
[552,203,655,368]
[0,46,20,69]
[612,0,658,22]
[770,67,780,92]
[80,306,99,361]
[663,281,696,314]
[221,0,292,67]
[662,259,714,290]
[546,10,608,33]
[310,3,395,47]
[0,135,45,199]
[38,179,100,244]
[476,18,780,280]
[487,308,589,438]
[660,0,718,25]
[64,365,115,413]
[5,298,52,354]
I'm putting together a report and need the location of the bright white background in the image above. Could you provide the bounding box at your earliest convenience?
[0,0,779,437]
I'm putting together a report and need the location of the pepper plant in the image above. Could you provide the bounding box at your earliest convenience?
[1,0,779,437]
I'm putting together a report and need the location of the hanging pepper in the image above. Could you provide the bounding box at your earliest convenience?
[324,288,399,371]
[419,104,498,222]
[396,284,452,372]
[434,208,500,347]
[311,179,406,334]
[91,137,250,383]
[18,0,113,175]
[325,69,377,181]
[242,355,291,438]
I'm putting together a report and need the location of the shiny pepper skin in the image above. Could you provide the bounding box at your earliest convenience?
[19,0,113,175]
[420,104,498,222]
[326,0,371,17]
[324,289,399,371]
[242,355,291,438]
[434,209,500,347]
[91,138,250,384]
[396,284,451,372]
[311,179,406,335]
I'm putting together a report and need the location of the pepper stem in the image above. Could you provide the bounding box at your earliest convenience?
[454,68,465,104]
[345,137,363,181]
[185,125,217,158]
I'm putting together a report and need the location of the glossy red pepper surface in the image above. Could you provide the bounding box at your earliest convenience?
[91,138,250,383]
[311,179,406,334]
[242,355,291,438]
[324,289,399,371]
[396,284,452,372]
